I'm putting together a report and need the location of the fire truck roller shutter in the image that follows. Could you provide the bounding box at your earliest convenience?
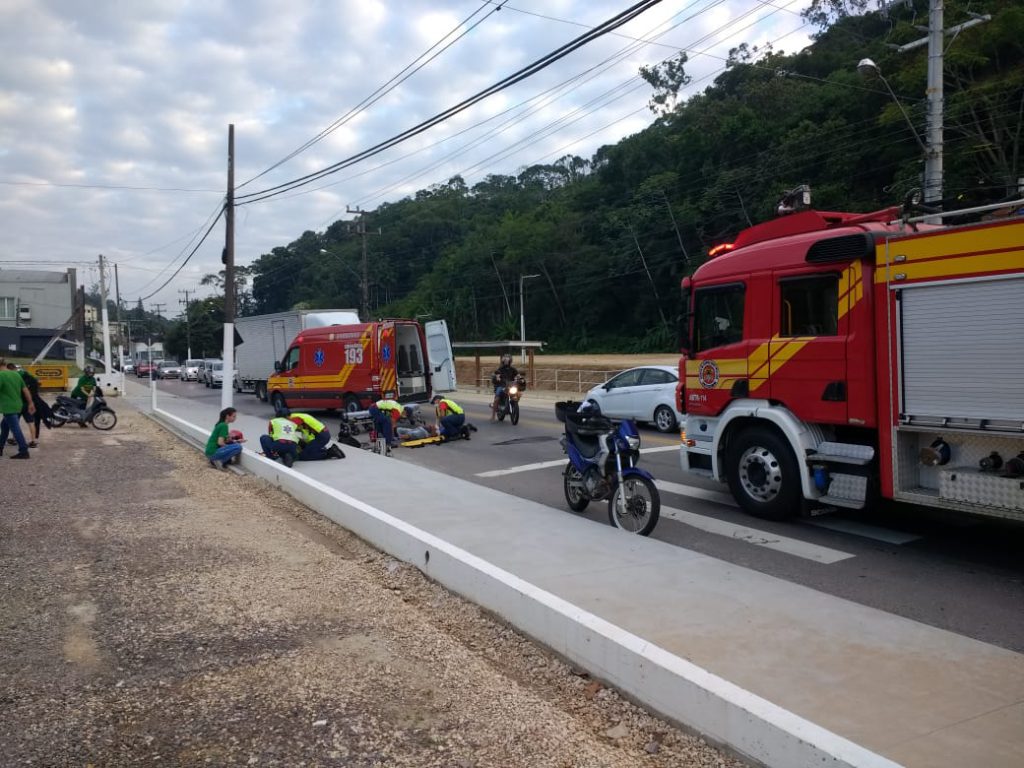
[899,276,1024,423]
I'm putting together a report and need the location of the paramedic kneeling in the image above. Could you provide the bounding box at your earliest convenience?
[288,410,334,461]
[368,399,404,447]
[432,394,466,440]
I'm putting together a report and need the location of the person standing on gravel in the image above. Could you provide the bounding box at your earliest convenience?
[0,358,34,459]
[205,407,243,470]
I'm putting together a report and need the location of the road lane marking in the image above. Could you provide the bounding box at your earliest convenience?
[475,445,679,477]
[662,506,856,564]
[804,517,922,544]
[656,480,739,508]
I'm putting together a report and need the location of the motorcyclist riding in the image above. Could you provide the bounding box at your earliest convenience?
[490,353,518,421]
[70,366,97,407]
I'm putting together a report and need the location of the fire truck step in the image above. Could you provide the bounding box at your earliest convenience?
[808,442,875,466]
[818,473,869,509]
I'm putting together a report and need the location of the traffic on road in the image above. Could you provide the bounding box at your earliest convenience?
[146,375,1024,654]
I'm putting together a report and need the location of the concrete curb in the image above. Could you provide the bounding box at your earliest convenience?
[153,406,902,768]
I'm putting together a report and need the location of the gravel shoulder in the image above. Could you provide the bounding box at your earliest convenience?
[0,406,740,767]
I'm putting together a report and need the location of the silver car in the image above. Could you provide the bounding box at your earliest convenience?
[205,360,224,388]
[182,359,203,381]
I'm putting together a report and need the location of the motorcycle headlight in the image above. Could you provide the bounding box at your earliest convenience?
[626,435,641,450]
[509,386,518,395]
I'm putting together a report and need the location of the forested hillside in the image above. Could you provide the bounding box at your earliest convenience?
[225,0,1023,354]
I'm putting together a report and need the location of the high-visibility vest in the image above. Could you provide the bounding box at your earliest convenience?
[436,398,463,416]
[269,417,300,443]
[290,412,325,434]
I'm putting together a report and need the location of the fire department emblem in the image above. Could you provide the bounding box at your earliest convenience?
[698,360,720,389]
[314,347,325,367]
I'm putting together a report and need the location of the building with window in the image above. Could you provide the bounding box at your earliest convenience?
[0,268,78,357]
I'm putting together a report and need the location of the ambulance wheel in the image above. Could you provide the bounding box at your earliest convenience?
[725,426,802,520]
[255,381,268,402]
[270,392,287,414]
[343,395,361,413]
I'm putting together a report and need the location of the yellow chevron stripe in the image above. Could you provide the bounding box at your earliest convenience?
[334,326,373,387]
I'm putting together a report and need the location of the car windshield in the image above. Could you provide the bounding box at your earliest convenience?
[213,363,223,371]
[159,362,175,368]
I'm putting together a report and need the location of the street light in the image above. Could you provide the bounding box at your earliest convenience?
[857,58,939,206]
[519,274,540,364]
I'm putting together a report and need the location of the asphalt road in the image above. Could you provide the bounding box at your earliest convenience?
[151,376,1024,653]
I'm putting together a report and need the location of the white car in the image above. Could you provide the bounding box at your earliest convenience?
[584,365,683,433]
[182,359,203,381]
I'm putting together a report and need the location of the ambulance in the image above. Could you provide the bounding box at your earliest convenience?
[266,318,456,414]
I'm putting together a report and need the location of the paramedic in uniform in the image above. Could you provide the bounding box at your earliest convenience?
[368,398,404,447]
[432,394,467,440]
[260,413,301,467]
[287,410,342,460]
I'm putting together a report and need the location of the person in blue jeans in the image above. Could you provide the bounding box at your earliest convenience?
[205,407,244,469]
[0,358,35,459]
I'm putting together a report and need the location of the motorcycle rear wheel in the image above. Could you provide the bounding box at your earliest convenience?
[510,399,520,425]
[563,462,590,512]
[92,409,117,431]
[50,406,70,428]
[608,476,660,536]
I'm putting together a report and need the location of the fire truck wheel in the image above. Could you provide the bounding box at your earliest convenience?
[726,426,801,520]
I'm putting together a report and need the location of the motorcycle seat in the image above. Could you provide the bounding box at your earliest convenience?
[565,419,607,458]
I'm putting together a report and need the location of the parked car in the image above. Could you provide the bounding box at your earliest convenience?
[204,360,224,388]
[136,360,157,378]
[583,365,683,433]
[122,361,135,374]
[182,359,203,381]
[155,360,181,379]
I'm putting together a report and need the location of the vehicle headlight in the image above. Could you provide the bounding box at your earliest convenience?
[509,386,518,395]
[626,435,641,450]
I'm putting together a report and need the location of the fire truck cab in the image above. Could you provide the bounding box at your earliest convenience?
[679,189,1024,522]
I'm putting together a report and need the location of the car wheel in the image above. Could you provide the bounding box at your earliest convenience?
[653,405,677,433]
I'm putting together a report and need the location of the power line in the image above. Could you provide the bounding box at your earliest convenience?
[136,205,225,303]
[234,0,667,206]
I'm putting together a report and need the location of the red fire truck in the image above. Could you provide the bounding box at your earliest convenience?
[678,189,1024,522]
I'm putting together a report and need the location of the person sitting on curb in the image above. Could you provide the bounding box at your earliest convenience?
[259,412,301,467]
[205,407,244,470]
[287,409,344,460]
[432,394,473,441]
[368,398,404,448]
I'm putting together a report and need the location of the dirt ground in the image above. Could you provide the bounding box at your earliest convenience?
[0,406,740,768]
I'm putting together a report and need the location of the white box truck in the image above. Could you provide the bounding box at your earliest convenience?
[233,309,360,401]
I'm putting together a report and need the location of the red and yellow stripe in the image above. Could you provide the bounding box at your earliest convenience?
[875,220,1024,283]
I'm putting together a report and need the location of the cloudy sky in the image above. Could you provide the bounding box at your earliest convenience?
[0,0,815,314]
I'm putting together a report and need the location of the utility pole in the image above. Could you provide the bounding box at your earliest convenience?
[892,0,990,209]
[345,206,380,321]
[223,124,236,409]
[114,263,125,373]
[98,254,113,376]
[179,288,193,359]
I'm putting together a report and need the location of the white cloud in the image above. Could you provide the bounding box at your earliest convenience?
[0,0,814,308]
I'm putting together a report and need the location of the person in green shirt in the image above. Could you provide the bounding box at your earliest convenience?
[70,366,97,405]
[0,357,35,458]
[205,407,243,470]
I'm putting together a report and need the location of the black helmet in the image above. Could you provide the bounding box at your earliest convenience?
[500,353,512,366]
[430,394,443,404]
[84,366,95,375]
[578,398,602,417]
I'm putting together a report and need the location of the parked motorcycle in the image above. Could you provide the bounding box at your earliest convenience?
[556,399,660,536]
[51,387,118,430]
[494,373,526,425]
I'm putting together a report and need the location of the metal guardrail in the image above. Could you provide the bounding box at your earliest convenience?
[464,368,624,395]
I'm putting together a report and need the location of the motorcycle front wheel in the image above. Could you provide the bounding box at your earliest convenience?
[563,462,590,512]
[509,399,520,425]
[608,476,660,536]
[91,409,117,431]
[50,406,70,428]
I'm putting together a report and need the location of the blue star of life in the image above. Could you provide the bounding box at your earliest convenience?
[381,344,392,363]
[314,348,325,367]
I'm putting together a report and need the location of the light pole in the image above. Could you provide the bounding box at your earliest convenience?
[519,274,540,364]
[857,57,938,207]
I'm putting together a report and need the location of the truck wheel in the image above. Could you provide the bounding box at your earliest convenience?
[725,426,802,520]
[254,381,268,402]
[270,392,287,414]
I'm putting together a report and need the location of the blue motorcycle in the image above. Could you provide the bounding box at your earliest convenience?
[555,400,660,536]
